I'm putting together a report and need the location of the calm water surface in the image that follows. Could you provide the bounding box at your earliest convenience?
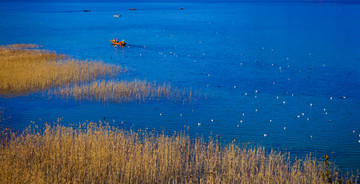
[0,1,360,170]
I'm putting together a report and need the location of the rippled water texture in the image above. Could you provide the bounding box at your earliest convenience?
[0,1,359,170]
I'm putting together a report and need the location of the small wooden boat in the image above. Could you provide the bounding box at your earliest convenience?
[129,8,136,10]
[83,10,91,12]
[113,15,121,17]
[180,8,184,10]
[111,39,126,46]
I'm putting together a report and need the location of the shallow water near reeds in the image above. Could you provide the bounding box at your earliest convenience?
[0,1,360,171]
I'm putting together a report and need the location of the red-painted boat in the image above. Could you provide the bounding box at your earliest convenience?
[111,39,126,46]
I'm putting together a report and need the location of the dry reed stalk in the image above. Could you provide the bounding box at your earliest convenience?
[0,122,355,184]
[0,44,125,95]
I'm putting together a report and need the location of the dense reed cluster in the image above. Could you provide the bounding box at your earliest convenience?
[55,80,194,103]
[0,44,194,103]
[0,122,355,184]
[0,44,125,95]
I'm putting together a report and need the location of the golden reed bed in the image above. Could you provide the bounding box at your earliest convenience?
[0,44,194,103]
[0,123,356,184]
[53,80,195,103]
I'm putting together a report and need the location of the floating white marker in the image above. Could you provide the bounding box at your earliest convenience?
[325,112,328,115]
[207,74,210,77]
[273,82,276,84]
[297,115,300,118]
[255,96,257,98]
[310,103,313,107]
[286,57,290,60]
[301,113,305,116]
[323,108,326,111]
[255,109,258,112]
[160,113,162,116]
[211,119,214,122]
[329,119,332,122]
[269,120,272,123]
[277,96,279,99]
[284,127,287,130]
[330,97,333,100]
[237,125,240,127]
[140,53,142,56]
[242,113,245,116]
[264,134,267,137]
[255,90,258,93]
[310,135,313,139]
[240,120,243,123]
[245,93,248,96]
[283,101,286,104]
[307,118,310,121]
[234,85,237,88]
[352,130,355,133]
[180,113,183,116]
[358,140,360,143]
[197,123,201,126]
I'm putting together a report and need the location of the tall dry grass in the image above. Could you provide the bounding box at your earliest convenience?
[0,122,356,184]
[0,44,125,95]
[54,80,195,103]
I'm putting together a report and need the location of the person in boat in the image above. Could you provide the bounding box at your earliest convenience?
[116,38,119,43]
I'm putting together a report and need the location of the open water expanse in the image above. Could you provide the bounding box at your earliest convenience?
[0,1,360,171]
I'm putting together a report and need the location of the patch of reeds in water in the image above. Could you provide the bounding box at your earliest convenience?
[0,122,356,184]
[0,44,125,95]
[54,80,195,103]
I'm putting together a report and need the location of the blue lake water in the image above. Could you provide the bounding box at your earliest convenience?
[1,1,360,171]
